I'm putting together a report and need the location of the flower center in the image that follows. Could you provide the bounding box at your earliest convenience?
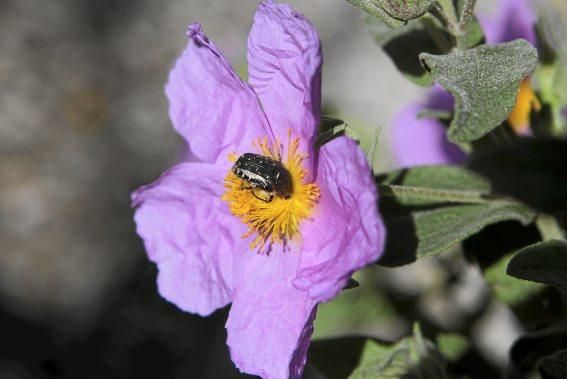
[222,136,320,252]
[508,78,541,135]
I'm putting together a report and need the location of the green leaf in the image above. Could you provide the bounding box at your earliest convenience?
[412,202,535,258]
[373,0,435,21]
[485,251,544,306]
[533,1,567,136]
[378,165,490,206]
[316,116,360,148]
[510,321,567,374]
[507,240,567,290]
[350,324,447,379]
[420,39,538,143]
[537,349,567,379]
[376,166,536,266]
[309,337,368,379]
[366,16,451,86]
[347,0,434,28]
[467,139,567,213]
[436,333,470,362]
[347,0,405,28]
[313,270,396,340]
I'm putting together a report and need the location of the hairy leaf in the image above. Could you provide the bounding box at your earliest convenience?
[347,0,405,28]
[535,1,567,136]
[507,240,567,290]
[377,166,536,266]
[412,202,535,259]
[538,349,567,379]
[347,0,434,28]
[420,40,538,143]
[510,321,567,374]
[373,0,435,21]
[484,251,544,306]
[350,324,446,379]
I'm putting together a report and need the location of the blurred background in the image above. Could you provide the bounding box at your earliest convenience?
[0,0,516,377]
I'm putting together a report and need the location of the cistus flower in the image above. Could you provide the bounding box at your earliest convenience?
[393,0,538,166]
[131,2,385,378]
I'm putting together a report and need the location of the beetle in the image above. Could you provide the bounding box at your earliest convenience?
[232,153,293,202]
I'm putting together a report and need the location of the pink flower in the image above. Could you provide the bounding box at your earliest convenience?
[131,2,386,378]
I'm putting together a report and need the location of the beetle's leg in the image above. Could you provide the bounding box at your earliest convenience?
[251,188,273,203]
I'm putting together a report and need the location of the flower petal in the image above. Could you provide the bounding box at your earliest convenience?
[226,248,317,379]
[293,137,386,302]
[247,1,322,168]
[166,23,268,167]
[132,163,248,316]
[479,0,536,45]
[392,88,466,167]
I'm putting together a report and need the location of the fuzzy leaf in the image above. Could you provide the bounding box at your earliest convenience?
[510,321,567,374]
[420,40,538,143]
[347,0,405,28]
[377,166,536,266]
[348,0,434,28]
[538,349,567,379]
[350,324,446,379]
[378,165,490,206]
[484,251,544,306]
[412,202,535,258]
[507,240,567,290]
[373,0,435,21]
[535,0,567,136]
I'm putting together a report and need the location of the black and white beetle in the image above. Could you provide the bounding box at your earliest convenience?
[232,153,293,202]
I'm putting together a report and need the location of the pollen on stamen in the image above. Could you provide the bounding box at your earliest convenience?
[221,135,320,252]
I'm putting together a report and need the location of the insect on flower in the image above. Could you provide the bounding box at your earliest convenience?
[131,1,386,377]
[232,153,293,202]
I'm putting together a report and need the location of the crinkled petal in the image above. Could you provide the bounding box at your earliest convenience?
[392,88,466,167]
[132,163,248,316]
[247,1,322,175]
[293,137,386,302]
[479,0,536,45]
[166,23,268,168]
[226,247,317,379]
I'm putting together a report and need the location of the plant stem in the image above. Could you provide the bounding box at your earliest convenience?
[432,0,458,36]
[456,0,478,48]
[535,214,565,240]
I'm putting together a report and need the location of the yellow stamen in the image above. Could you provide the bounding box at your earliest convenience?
[508,78,541,134]
[222,135,320,252]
